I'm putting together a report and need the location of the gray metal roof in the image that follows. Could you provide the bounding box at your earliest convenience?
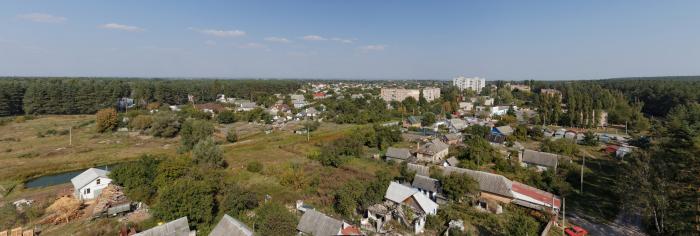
[418,140,449,155]
[135,217,192,236]
[412,175,439,193]
[440,166,514,198]
[522,149,561,168]
[70,168,110,190]
[209,214,254,236]
[296,209,342,236]
[494,126,513,135]
[386,147,412,160]
[385,182,419,204]
[407,163,430,176]
[445,157,460,166]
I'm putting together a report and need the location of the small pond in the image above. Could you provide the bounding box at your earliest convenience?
[24,165,118,188]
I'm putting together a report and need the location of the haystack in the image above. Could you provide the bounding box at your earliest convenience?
[41,197,82,224]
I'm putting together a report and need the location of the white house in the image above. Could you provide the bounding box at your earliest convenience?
[71,168,112,201]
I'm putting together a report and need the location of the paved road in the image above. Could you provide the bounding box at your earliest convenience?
[565,212,647,236]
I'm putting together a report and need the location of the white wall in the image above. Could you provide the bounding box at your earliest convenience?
[78,177,112,200]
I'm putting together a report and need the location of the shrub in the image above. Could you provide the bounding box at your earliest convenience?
[255,202,298,236]
[180,119,214,151]
[95,108,118,133]
[246,161,263,173]
[192,138,225,168]
[129,115,153,131]
[152,178,215,229]
[150,111,180,138]
[226,128,238,143]
[221,184,259,217]
[217,111,236,124]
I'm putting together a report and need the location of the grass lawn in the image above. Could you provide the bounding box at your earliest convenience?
[566,146,622,223]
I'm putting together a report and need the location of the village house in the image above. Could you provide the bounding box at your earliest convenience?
[508,83,531,92]
[403,116,423,128]
[209,214,253,236]
[441,133,463,145]
[293,100,307,109]
[71,168,112,201]
[540,89,562,99]
[490,106,514,117]
[385,147,414,163]
[519,149,571,172]
[313,92,327,100]
[297,210,362,236]
[458,102,473,112]
[492,125,514,136]
[412,174,440,200]
[442,157,460,167]
[447,118,467,132]
[134,217,194,236]
[440,166,561,214]
[382,182,438,234]
[237,102,258,112]
[195,103,226,115]
[415,140,449,163]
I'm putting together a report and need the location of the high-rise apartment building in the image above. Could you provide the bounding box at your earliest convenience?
[453,76,486,92]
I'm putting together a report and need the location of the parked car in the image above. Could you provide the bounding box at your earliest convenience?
[565,225,588,236]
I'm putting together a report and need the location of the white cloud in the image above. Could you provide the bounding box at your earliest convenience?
[302,35,327,41]
[359,44,386,52]
[194,28,246,37]
[100,23,145,32]
[238,42,267,49]
[331,37,355,44]
[18,13,66,23]
[264,37,291,43]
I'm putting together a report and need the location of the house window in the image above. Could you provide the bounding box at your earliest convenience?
[96,178,100,185]
[85,188,90,194]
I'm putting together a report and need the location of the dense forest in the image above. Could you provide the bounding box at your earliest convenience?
[0,78,301,116]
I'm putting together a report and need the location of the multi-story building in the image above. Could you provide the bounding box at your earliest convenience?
[422,87,441,102]
[380,88,420,102]
[453,76,486,92]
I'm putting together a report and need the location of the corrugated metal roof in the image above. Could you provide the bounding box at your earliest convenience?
[522,149,561,168]
[135,217,191,236]
[412,190,438,214]
[407,163,430,176]
[385,182,419,204]
[70,168,110,190]
[386,147,412,160]
[440,166,514,198]
[412,174,439,193]
[445,157,460,166]
[209,214,253,236]
[296,210,342,236]
[418,140,448,155]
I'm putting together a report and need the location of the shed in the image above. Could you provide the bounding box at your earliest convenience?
[134,217,193,236]
[297,210,343,236]
[209,214,254,236]
[71,168,112,200]
[412,174,440,193]
[385,147,413,162]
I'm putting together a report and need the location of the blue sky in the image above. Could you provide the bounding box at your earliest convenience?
[1,1,699,80]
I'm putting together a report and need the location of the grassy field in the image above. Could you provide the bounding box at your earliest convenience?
[0,115,392,234]
[567,146,622,222]
[0,115,178,183]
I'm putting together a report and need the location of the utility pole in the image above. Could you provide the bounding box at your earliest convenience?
[69,127,72,146]
[562,197,566,236]
[580,155,585,193]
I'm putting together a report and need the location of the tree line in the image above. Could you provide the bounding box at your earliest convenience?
[0,78,301,116]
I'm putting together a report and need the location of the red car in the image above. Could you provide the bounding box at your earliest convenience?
[565,225,588,236]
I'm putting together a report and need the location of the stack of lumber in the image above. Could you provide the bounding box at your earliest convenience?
[92,184,128,216]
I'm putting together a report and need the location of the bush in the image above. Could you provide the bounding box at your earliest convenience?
[192,138,225,168]
[180,119,214,151]
[226,128,238,143]
[217,111,236,124]
[540,138,579,156]
[150,111,180,137]
[153,178,215,230]
[129,115,153,131]
[246,161,263,173]
[95,108,118,132]
[255,202,298,236]
[221,184,259,217]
